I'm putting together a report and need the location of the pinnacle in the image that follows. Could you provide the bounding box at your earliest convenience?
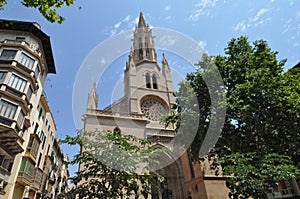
[138,12,147,28]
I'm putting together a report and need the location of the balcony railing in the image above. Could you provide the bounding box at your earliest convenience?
[0,116,13,127]
[146,129,176,137]
[5,86,23,98]
[0,59,13,65]
[16,63,33,75]
[18,171,33,186]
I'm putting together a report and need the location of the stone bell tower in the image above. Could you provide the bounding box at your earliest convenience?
[123,12,175,119]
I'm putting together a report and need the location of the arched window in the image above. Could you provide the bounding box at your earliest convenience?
[152,74,158,89]
[146,73,151,88]
[139,38,143,60]
[145,37,150,57]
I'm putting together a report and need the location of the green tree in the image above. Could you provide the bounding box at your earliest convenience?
[0,0,77,23]
[61,129,163,199]
[167,36,300,198]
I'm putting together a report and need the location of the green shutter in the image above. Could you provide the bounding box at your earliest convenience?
[20,159,27,171]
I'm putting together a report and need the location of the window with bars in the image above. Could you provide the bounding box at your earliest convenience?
[0,100,17,119]
[0,49,17,60]
[19,52,35,69]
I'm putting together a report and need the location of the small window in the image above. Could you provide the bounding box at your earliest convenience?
[35,65,40,78]
[20,158,27,171]
[8,74,27,92]
[152,74,158,89]
[0,72,7,83]
[0,100,17,119]
[139,38,143,60]
[19,52,35,69]
[17,110,25,126]
[33,123,39,134]
[0,155,4,166]
[27,85,33,100]
[36,153,42,167]
[145,37,150,57]
[41,131,46,149]
[46,144,50,155]
[38,108,43,120]
[146,73,151,88]
[0,49,17,60]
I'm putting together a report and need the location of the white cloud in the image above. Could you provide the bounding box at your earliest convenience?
[114,22,121,29]
[233,21,247,32]
[188,0,218,22]
[133,16,139,25]
[233,8,270,32]
[251,8,269,23]
[123,15,130,22]
[105,13,152,36]
[283,19,292,33]
[165,5,171,11]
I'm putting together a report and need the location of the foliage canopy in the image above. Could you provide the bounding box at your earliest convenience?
[166,36,300,198]
[0,0,77,23]
[61,129,164,199]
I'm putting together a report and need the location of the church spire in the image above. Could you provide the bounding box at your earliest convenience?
[86,82,98,111]
[132,12,157,65]
[138,12,147,28]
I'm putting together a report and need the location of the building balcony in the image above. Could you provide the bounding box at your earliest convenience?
[17,158,35,186]
[0,118,24,155]
[0,59,39,91]
[24,134,41,162]
[0,85,31,113]
[33,168,43,191]
[17,171,33,186]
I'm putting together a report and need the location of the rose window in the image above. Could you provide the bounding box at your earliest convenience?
[141,98,167,121]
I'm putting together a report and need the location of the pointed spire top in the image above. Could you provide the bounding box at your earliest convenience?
[92,81,97,92]
[138,12,147,28]
[86,81,99,110]
[162,52,169,65]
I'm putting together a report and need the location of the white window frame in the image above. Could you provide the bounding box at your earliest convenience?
[8,73,27,92]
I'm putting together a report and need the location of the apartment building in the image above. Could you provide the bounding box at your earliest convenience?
[0,20,68,199]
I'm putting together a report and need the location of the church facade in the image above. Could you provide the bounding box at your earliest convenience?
[83,12,228,199]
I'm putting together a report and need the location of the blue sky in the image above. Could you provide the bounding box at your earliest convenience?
[0,0,299,177]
